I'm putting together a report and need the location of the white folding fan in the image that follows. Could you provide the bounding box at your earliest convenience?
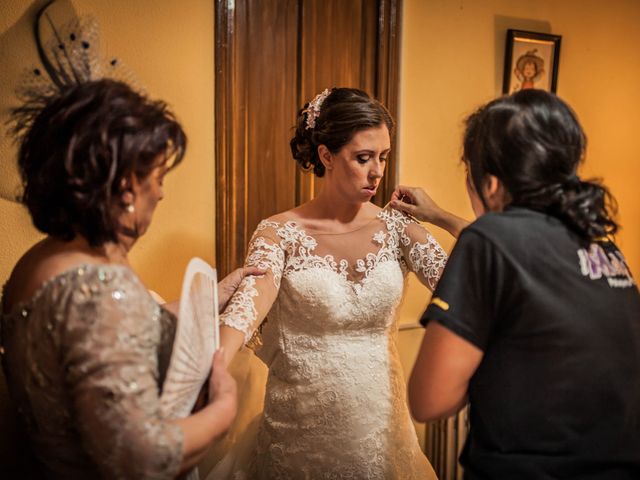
[160,257,220,419]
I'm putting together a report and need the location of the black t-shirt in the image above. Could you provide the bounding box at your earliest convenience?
[421,207,640,480]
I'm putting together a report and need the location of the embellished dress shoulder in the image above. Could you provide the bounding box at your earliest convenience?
[0,264,182,480]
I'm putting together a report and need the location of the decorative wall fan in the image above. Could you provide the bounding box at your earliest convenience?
[161,257,220,419]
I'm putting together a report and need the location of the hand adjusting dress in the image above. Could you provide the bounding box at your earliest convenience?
[0,265,183,479]
[220,206,446,479]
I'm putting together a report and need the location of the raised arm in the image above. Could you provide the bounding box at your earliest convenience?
[409,229,507,421]
[391,185,469,238]
[159,266,264,319]
[219,221,285,365]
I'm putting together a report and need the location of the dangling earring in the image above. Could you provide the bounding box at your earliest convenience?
[120,191,139,239]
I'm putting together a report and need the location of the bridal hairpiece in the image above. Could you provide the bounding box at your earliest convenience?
[303,88,331,130]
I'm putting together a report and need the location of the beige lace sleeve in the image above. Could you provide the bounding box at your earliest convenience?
[399,217,448,291]
[59,268,183,480]
[220,220,285,343]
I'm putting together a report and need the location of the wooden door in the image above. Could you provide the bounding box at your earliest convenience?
[215,0,402,276]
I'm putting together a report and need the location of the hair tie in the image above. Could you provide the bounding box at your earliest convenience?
[303,88,331,130]
[564,174,581,189]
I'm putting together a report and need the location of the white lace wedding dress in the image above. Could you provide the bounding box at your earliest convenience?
[218,206,446,479]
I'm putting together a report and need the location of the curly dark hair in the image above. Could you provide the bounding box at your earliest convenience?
[290,88,394,177]
[462,89,618,240]
[12,79,186,247]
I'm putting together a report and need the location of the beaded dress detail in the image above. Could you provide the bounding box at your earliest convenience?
[0,265,183,479]
[220,206,446,479]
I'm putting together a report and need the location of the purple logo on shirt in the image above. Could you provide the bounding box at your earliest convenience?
[577,244,635,288]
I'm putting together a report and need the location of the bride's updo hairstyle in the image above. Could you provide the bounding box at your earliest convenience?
[463,89,618,241]
[290,88,394,177]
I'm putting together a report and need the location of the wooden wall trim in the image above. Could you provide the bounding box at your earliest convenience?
[214,1,231,276]
[215,0,253,277]
[374,0,402,206]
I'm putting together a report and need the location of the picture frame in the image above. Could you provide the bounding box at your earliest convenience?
[503,29,562,94]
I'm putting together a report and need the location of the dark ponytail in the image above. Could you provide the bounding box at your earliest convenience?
[463,89,618,240]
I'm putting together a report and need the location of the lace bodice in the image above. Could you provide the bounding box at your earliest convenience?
[219,206,445,479]
[221,206,447,342]
[0,265,183,479]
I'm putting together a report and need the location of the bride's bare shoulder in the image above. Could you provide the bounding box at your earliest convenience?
[366,202,384,215]
[266,204,310,224]
[264,212,292,225]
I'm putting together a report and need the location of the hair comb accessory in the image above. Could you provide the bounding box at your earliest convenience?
[303,88,331,130]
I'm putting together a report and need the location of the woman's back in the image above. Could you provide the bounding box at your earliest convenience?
[1,238,102,315]
[423,207,640,479]
[1,263,182,478]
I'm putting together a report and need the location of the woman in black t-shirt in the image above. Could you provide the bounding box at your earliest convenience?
[392,90,640,479]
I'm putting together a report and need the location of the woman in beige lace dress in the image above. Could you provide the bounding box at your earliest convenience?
[215,88,464,479]
[1,79,244,479]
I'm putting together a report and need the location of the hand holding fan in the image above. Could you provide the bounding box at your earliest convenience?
[160,258,220,419]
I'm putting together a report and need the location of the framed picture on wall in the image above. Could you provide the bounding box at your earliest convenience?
[503,29,562,94]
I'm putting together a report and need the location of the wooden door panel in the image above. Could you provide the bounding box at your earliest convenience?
[298,0,376,93]
[216,0,300,273]
[244,0,299,238]
[296,0,379,203]
[216,0,401,276]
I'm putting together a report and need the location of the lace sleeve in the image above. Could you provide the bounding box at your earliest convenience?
[59,268,183,480]
[220,221,285,342]
[400,220,448,291]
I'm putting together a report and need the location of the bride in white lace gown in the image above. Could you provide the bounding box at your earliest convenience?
[216,88,451,479]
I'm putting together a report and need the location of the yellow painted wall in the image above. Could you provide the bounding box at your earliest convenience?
[0,0,215,299]
[398,0,640,328]
[0,0,214,470]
